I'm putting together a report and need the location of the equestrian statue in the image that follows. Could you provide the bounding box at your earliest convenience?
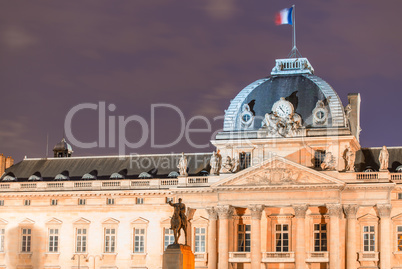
[168,198,188,245]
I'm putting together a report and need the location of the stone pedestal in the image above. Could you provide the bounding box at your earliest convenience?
[163,244,195,269]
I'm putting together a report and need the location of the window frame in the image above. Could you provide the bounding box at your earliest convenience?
[237,224,251,252]
[0,200,4,206]
[48,228,59,253]
[106,198,115,205]
[362,225,375,252]
[131,218,149,255]
[275,224,290,253]
[103,227,116,253]
[50,199,58,206]
[136,197,144,205]
[163,227,175,251]
[313,223,327,252]
[24,200,31,206]
[194,227,206,253]
[133,227,146,253]
[21,228,32,253]
[78,198,86,205]
[75,227,88,253]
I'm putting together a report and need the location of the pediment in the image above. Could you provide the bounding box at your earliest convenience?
[46,218,63,225]
[358,213,379,221]
[73,217,91,225]
[19,218,35,225]
[191,217,209,224]
[131,217,149,225]
[213,156,345,188]
[102,218,120,225]
[392,213,402,221]
[161,218,171,224]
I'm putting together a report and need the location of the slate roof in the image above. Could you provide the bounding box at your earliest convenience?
[1,153,212,181]
[355,147,402,172]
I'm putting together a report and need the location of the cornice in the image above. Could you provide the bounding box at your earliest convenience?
[215,184,344,191]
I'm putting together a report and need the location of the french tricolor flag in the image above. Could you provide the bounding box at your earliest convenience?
[275,7,293,25]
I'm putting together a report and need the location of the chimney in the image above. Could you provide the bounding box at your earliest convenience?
[5,156,14,169]
[347,93,361,142]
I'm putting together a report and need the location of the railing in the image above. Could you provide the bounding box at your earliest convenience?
[306,251,329,263]
[0,176,217,192]
[131,180,150,187]
[228,252,251,263]
[47,183,64,188]
[74,182,92,188]
[391,173,402,181]
[194,253,207,261]
[0,184,10,189]
[262,252,295,263]
[356,172,379,180]
[358,251,379,262]
[160,179,178,186]
[20,183,37,189]
[187,177,208,184]
[102,182,121,187]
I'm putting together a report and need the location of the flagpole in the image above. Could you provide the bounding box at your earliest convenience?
[292,5,296,53]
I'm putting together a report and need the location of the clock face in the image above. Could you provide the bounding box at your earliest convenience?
[275,103,292,118]
[316,110,325,119]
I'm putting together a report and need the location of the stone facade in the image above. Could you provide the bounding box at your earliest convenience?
[1,57,402,269]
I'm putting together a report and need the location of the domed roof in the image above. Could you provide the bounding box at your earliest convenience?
[53,138,73,152]
[223,58,345,132]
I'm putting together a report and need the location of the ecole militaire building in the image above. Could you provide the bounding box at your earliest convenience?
[1,56,402,269]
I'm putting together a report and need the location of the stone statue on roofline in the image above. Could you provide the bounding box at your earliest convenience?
[220,156,233,173]
[321,152,336,170]
[177,152,188,176]
[210,151,221,175]
[379,145,389,171]
[344,146,356,172]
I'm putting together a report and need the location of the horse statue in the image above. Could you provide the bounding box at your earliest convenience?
[169,198,188,245]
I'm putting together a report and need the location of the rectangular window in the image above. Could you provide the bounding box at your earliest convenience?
[134,228,145,253]
[0,229,4,252]
[166,197,174,204]
[397,226,402,251]
[136,198,144,204]
[239,152,251,170]
[78,199,86,205]
[195,227,206,253]
[48,228,59,252]
[275,224,289,252]
[76,228,87,253]
[237,224,251,252]
[314,224,327,251]
[363,225,375,252]
[24,200,31,206]
[398,193,402,200]
[50,199,58,206]
[314,150,326,168]
[104,228,116,253]
[164,228,175,250]
[0,200,4,206]
[106,198,115,205]
[21,228,31,252]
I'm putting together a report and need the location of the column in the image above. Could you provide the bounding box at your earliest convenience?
[327,203,342,269]
[217,205,234,269]
[293,204,308,269]
[343,204,359,269]
[206,207,218,269]
[249,204,265,269]
[377,203,392,269]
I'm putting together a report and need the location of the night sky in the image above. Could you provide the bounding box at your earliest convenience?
[1,1,402,162]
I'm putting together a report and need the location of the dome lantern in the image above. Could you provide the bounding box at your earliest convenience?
[53,138,73,158]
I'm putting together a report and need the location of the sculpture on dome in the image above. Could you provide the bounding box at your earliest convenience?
[220,156,234,173]
[262,112,302,137]
[210,151,221,175]
[379,145,389,171]
[343,146,355,172]
[177,153,188,176]
[321,152,336,170]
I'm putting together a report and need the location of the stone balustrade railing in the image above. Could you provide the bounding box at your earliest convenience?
[0,176,220,192]
[228,252,251,263]
[262,252,295,263]
[306,251,329,263]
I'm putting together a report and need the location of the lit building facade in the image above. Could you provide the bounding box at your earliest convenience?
[1,57,402,269]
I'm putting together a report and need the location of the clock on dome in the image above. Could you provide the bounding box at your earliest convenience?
[272,97,294,118]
